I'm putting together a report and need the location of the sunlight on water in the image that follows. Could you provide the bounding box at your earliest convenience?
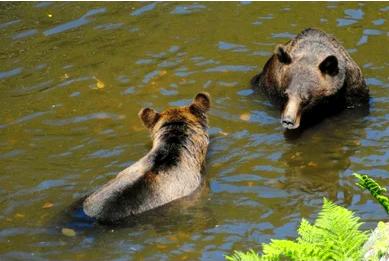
[0,2,388,260]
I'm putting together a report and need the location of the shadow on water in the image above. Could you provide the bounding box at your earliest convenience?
[55,179,216,235]
[250,77,372,211]
[283,104,370,140]
[252,72,371,140]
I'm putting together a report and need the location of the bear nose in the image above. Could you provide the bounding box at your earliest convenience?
[281,117,296,129]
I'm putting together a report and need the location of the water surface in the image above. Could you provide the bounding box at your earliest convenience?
[0,2,388,260]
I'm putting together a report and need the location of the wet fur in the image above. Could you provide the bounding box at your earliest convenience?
[252,28,369,126]
[83,93,210,223]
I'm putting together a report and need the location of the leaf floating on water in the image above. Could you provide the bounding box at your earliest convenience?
[219,131,229,136]
[59,73,69,81]
[247,181,254,187]
[240,113,251,121]
[212,162,222,168]
[90,76,105,89]
[15,213,25,218]
[42,202,54,209]
[290,151,302,160]
[62,228,76,237]
[96,79,105,89]
[168,235,177,241]
[307,161,318,167]
[156,244,168,250]
[159,70,167,76]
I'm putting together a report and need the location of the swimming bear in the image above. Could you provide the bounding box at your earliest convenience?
[252,28,369,129]
[83,92,211,223]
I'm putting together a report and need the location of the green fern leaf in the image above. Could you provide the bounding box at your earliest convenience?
[262,239,323,261]
[312,198,368,260]
[225,250,261,261]
[354,173,389,214]
[228,199,368,261]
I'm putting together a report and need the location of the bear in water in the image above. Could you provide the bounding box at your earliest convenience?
[83,93,211,223]
[251,28,369,130]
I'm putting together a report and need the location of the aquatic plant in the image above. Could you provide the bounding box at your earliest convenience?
[354,173,389,214]
[225,198,368,261]
[226,250,261,261]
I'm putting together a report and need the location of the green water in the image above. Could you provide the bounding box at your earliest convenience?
[0,2,388,260]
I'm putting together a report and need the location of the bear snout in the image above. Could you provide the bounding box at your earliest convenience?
[281,96,302,129]
[281,117,299,129]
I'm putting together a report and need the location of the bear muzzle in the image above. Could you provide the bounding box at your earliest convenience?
[281,117,300,129]
[281,96,302,129]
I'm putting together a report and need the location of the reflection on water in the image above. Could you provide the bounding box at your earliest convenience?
[279,109,370,207]
[0,2,388,260]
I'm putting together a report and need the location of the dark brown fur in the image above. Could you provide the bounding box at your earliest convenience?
[252,28,369,129]
[83,93,211,223]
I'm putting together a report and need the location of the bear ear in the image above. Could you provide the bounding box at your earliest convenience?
[190,92,211,114]
[138,108,160,129]
[275,44,292,64]
[319,55,339,76]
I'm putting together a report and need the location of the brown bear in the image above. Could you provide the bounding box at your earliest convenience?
[83,92,211,223]
[251,28,369,129]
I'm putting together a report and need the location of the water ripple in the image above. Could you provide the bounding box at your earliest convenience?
[12,29,38,40]
[131,2,157,16]
[88,146,126,159]
[0,149,25,159]
[0,67,23,80]
[43,112,124,126]
[218,41,248,52]
[0,111,49,129]
[0,2,388,260]
[0,19,20,30]
[271,32,296,39]
[171,4,207,15]
[94,23,124,31]
[345,8,364,20]
[204,65,255,73]
[44,7,106,36]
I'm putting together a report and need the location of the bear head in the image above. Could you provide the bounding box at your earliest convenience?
[138,92,211,137]
[274,44,346,129]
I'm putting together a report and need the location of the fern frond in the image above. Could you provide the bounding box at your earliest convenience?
[225,250,261,261]
[262,239,323,261]
[226,199,369,261]
[314,198,368,260]
[354,173,389,214]
[297,218,323,244]
[258,199,367,261]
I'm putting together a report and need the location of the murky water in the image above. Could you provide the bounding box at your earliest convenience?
[0,2,388,260]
